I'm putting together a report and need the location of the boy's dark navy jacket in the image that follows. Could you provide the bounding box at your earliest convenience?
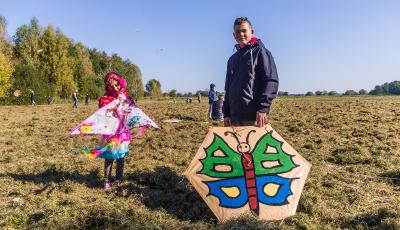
[223,38,279,122]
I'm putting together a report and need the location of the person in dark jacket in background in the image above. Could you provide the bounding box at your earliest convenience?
[212,94,224,121]
[47,95,52,105]
[85,94,90,105]
[72,90,78,109]
[223,17,279,127]
[208,83,217,119]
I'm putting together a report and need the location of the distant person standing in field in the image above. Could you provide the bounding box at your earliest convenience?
[72,90,78,108]
[212,94,224,121]
[223,17,279,127]
[208,83,217,119]
[47,95,52,105]
[197,92,201,103]
[85,94,90,105]
[30,90,36,106]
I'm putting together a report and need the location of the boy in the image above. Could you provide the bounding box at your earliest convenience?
[223,17,279,127]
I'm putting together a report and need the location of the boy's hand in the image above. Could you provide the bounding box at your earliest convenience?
[256,112,268,127]
[224,117,232,126]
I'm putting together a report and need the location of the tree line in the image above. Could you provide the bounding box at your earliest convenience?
[2,16,399,104]
[0,16,144,104]
[278,81,400,96]
[163,89,210,98]
[158,80,400,100]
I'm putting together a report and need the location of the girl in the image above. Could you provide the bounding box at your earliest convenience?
[98,72,134,190]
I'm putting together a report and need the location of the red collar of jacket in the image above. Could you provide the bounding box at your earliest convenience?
[235,36,260,50]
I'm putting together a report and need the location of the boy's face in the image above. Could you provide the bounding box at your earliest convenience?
[233,22,254,48]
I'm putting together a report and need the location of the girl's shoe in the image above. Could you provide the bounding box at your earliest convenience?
[114,179,122,186]
[104,181,112,190]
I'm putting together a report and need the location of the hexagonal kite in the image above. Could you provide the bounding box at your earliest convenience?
[184,125,311,221]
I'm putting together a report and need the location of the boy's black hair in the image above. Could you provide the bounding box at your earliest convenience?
[234,17,252,29]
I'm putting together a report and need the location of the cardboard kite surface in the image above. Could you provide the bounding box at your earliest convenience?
[184,125,311,221]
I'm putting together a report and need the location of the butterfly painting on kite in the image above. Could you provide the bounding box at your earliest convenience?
[185,126,311,221]
[200,130,297,214]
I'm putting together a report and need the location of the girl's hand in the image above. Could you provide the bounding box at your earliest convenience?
[127,98,136,106]
[118,93,126,100]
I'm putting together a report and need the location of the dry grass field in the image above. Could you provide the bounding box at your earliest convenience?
[0,96,400,229]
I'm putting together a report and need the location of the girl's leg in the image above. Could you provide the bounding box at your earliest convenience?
[104,159,114,182]
[115,158,125,181]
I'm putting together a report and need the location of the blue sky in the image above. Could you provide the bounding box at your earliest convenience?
[2,0,400,94]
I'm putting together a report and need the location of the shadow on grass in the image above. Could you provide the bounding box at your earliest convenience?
[340,208,399,229]
[118,166,215,222]
[380,170,400,186]
[174,114,196,121]
[0,166,102,189]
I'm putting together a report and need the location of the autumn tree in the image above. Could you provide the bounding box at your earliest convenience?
[145,79,162,99]
[55,29,76,98]
[38,26,76,98]
[0,52,13,97]
[38,25,57,96]
[14,17,42,66]
[358,89,367,95]
[0,15,13,97]
[169,89,177,98]
[343,90,358,96]
[69,43,102,98]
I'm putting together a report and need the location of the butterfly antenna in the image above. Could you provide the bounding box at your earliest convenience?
[224,131,240,144]
[246,130,257,144]
[231,126,241,137]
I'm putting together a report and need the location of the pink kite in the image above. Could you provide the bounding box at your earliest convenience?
[67,94,159,158]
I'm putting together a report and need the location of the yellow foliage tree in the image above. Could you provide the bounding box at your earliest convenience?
[39,26,76,98]
[55,31,76,98]
[0,52,13,97]
[0,15,13,97]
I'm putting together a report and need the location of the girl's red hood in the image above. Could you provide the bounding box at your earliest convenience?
[104,72,127,95]
[99,72,132,108]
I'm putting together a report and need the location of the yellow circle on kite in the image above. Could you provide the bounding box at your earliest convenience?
[80,125,91,133]
[221,186,240,198]
[263,183,280,197]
